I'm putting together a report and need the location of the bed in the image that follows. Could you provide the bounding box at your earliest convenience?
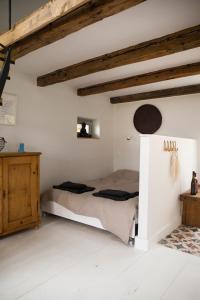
[41,170,139,244]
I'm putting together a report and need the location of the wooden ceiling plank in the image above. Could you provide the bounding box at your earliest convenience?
[37,24,200,87]
[2,0,146,59]
[110,84,200,104]
[77,62,200,96]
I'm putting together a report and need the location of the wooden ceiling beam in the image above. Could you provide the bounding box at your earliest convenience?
[0,0,91,47]
[77,62,200,96]
[110,84,200,104]
[0,0,146,60]
[37,24,200,87]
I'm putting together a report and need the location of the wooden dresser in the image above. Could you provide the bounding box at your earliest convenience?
[180,189,200,227]
[0,152,41,236]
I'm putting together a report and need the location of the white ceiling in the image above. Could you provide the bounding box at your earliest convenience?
[12,0,200,98]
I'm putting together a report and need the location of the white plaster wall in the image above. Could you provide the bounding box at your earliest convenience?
[136,135,197,250]
[113,94,200,173]
[0,71,113,192]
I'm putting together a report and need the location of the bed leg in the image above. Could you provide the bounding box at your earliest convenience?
[128,237,135,247]
[42,211,47,217]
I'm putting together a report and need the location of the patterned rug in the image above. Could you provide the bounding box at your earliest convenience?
[160,225,200,257]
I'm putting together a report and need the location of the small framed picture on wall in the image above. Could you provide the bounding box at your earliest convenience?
[0,93,17,125]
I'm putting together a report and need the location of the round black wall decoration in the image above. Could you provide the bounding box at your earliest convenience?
[133,104,162,134]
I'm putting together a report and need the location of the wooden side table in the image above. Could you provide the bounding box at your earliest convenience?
[180,190,200,227]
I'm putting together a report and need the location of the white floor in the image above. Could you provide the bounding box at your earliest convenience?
[0,216,200,300]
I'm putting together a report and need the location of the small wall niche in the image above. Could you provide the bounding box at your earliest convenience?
[77,117,100,139]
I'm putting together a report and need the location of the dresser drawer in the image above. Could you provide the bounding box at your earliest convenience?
[0,152,41,236]
[182,199,200,227]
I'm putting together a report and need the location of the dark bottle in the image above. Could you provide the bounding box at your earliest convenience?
[191,171,198,195]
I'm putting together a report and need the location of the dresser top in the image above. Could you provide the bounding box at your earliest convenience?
[180,187,200,201]
[0,152,41,157]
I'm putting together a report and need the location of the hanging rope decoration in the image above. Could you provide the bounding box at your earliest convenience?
[0,0,13,104]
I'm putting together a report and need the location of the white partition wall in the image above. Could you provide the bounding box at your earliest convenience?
[135,135,198,251]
